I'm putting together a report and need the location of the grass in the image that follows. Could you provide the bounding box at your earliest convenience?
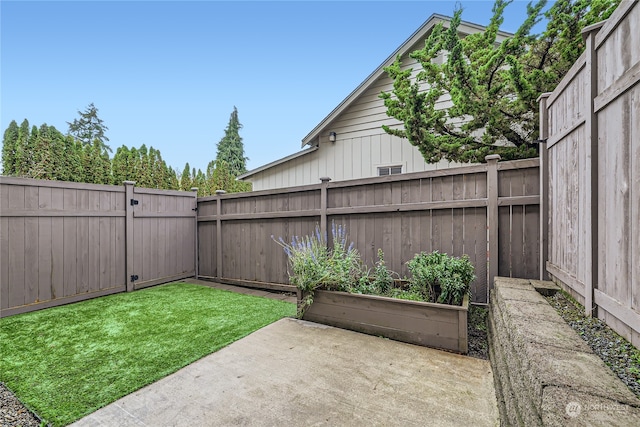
[0,282,295,426]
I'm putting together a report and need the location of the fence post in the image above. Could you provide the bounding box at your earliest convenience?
[486,155,500,292]
[124,181,136,292]
[319,177,331,239]
[582,22,603,318]
[537,93,551,281]
[191,187,199,278]
[215,190,226,280]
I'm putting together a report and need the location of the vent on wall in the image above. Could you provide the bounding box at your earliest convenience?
[378,165,402,176]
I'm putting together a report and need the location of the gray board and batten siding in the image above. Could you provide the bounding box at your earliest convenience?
[197,157,541,305]
[0,177,196,317]
[539,0,640,345]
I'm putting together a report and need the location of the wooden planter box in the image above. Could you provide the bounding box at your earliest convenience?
[301,290,468,354]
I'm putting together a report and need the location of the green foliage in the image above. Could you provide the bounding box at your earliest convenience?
[216,106,248,177]
[67,102,111,152]
[273,223,362,294]
[351,249,397,295]
[110,144,178,190]
[1,120,19,175]
[2,110,250,194]
[273,223,363,316]
[179,162,192,191]
[380,0,620,163]
[406,251,475,305]
[273,226,476,310]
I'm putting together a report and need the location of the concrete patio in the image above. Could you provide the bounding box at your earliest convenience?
[72,316,498,426]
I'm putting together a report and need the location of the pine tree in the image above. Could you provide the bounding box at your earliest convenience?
[67,102,111,152]
[380,0,620,163]
[1,120,19,175]
[215,106,248,176]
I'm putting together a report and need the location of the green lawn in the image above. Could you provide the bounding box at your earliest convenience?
[0,282,295,426]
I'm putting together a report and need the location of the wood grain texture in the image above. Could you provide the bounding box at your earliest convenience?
[303,290,468,353]
[542,1,640,344]
[1,178,196,317]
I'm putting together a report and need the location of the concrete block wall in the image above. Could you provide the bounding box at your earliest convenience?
[488,277,640,426]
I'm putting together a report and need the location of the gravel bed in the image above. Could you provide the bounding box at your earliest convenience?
[467,304,489,360]
[545,291,640,398]
[0,383,42,427]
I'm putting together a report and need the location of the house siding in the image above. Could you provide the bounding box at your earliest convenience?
[243,19,507,191]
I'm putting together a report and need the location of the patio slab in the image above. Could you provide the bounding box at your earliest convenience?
[71,318,498,426]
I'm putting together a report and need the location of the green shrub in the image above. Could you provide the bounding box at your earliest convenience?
[406,251,475,305]
[273,226,474,309]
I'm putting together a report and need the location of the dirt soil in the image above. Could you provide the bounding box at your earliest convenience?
[467,304,489,359]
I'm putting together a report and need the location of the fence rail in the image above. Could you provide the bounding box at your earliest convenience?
[539,0,640,344]
[197,157,540,304]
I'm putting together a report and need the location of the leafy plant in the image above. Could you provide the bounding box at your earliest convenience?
[372,249,394,294]
[406,251,475,305]
[272,222,364,316]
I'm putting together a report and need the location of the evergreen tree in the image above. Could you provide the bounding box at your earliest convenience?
[380,0,620,163]
[48,126,66,181]
[112,145,133,185]
[21,125,39,177]
[179,162,192,191]
[67,102,111,152]
[193,169,207,197]
[13,120,31,176]
[205,159,252,195]
[215,106,248,176]
[31,124,55,180]
[63,135,84,182]
[1,120,19,175]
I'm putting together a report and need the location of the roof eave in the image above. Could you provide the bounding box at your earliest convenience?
[237,146,319,180]
[300,13,514,148]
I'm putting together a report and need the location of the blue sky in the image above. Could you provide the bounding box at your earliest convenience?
[1,1,550,174]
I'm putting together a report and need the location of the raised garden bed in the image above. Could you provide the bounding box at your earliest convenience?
[300,289,468,354]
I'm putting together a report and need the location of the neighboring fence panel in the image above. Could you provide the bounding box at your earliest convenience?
[197,159,540,304]
[541,0,640,344]
[197,186,321,289]
[0,178,126,316]
[497,160,541,281]
[0,177,197,317]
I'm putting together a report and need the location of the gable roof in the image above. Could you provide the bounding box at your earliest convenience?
[300,13,513,148]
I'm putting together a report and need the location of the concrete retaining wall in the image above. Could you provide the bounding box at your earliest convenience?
[488,277,640,426]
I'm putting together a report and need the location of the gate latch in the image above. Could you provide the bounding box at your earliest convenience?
[130,199,139,206]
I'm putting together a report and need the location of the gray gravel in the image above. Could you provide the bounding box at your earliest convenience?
[0,383,41,427]
[545,292,640,398]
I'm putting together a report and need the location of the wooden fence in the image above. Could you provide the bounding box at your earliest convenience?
[0,177,197,317]
[539,0,640,343]
[197,157,540,304]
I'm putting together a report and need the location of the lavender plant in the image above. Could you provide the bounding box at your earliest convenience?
[272,222,364,316]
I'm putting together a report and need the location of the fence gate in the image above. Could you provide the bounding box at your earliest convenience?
[124,182,197,291]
